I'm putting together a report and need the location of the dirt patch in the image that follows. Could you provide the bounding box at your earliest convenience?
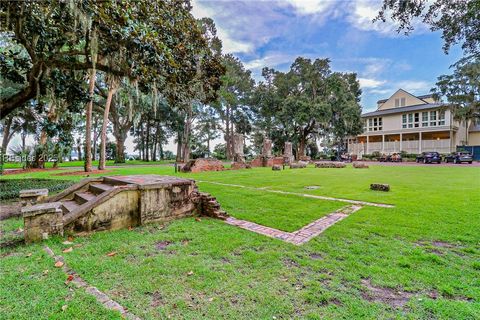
[431,241,460,248]
[0,203,22,220]
[283,258,300,268]
[149,291,165,308]
[309,253,322,260]
[52,169,112,176]
[361,278,413,308]
[155,240,172,251]
[2,168,64,175]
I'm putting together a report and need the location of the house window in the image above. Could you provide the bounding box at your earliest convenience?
[402,114,407,128]
[422,112,428,127]
[438,110,445,125]
[400,98,406,106]
[430,111,437,126]
[367,117,382,131]
[414,113,419,127]
[395,99,399,107]
[408,113,413,128]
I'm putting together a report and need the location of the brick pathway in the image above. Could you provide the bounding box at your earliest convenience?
[225,205,363,245]
[44,246,141,320]
[197,181,394,208]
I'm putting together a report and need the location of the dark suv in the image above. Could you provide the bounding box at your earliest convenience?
[416,152,441,164]
[445,152,473,164]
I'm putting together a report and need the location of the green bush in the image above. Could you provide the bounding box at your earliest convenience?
[0,179,75,201]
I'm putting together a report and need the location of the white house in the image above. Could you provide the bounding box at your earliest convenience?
[348,89,480,155]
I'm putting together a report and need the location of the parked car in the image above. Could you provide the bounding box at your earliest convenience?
[416,152,441,164]
[444,152,473,164]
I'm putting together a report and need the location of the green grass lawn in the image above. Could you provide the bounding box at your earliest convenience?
[1,164,479,319]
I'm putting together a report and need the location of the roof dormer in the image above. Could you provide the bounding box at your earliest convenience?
[377,89,428,110]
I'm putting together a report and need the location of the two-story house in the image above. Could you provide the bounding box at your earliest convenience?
[347,89,478,156]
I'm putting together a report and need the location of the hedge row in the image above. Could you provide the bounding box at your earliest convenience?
[0,179,75,201]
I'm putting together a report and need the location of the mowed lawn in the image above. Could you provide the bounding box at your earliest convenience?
[1,164,479,319]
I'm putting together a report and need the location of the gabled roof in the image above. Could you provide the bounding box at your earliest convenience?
[362,103,445,118]
[376,89,433,105]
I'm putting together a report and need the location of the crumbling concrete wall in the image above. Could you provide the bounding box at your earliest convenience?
[181,158,225,173]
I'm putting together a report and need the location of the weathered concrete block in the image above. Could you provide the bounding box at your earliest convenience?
[20,188,48,206]
[181,158,224,173]
[272,165,282,171]
[290,162,307,169]
[353,162,369,169]
[23,202,63,242]
[315,162,346,168]
[370,183,390,192]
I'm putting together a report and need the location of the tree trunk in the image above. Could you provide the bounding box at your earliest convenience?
[21,132,26,152]
[225,105,232,160]
[77,144,82,162]
[298,135,306,159]
[176,132,183,162]
[98,82,117,170]
[92,117,99,161]
[152,132,157,162]
[84,68,96,172]
[145,120,150,162]
[115,134,126,163]
[1,116,12,154]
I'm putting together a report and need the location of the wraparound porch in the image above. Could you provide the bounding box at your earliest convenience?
[347,131,454,155]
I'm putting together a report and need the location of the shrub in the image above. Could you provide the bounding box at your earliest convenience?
[0,179,75,201]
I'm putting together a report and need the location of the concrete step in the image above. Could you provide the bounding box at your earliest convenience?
[74,191,96,204]
[61,200,80,213]
[89,183,114,195]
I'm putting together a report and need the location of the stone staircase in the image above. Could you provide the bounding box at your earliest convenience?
[22,175,229,242]
[58,182,114,218]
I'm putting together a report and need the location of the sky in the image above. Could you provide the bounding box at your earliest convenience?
[192,0,463,111]
[8,0,464,155]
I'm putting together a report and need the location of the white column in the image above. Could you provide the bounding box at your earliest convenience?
[400,133,403,152]
[419,132,422,153]
[382,135,385,153]
[366,136,369,154]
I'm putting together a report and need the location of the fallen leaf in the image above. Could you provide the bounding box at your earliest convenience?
[65,274,74,284]
[187,271,194,276]
[25,253,32,257]
[73,244,82,248]
[43,270,49,275]
[17,228,24,232]
[67,236,74,241]
[208,297,214,302]
[62,247,73,253]
[128,226,133,231]
[106,252,117,257]
[62,241,73,245]
[54,261,64,268]
[61,305,68,312]
[195,217,201,222]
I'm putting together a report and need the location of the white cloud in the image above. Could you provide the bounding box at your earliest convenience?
[347,0,428,36]
[397,80,433,93]
[216,28,254,53]
[191,0,255,53]
[358,77,386,88]
[283,0,336,15]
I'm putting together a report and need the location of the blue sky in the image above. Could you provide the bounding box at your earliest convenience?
[192,0,463,112]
